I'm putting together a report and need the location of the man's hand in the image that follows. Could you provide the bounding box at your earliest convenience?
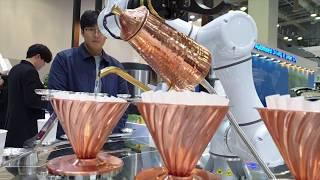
[0,76,4,88]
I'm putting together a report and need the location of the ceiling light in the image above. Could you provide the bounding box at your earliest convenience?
[277,24,280,28]
[287,38,293,41]
[240,6,247,11]
[189,15,195,20]
[283,36,289,40]
[315,16,320,20]
[297,36,303,40]
[311,13,317,17]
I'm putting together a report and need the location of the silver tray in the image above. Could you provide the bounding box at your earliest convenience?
[2,148,28,158]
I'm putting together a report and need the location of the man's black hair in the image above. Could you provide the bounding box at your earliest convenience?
[80,10,100,31]
[26,44,52,63]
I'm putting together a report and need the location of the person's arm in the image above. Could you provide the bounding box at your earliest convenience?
[22,69,46,109]
[48,53,68,91]
[0,76,4,89]
[47,52,69,114]
[47,52,69,138]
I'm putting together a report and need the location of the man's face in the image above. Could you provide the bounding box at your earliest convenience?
[34,54,46,70]
[82,25,107,52]
[38,59,46,70]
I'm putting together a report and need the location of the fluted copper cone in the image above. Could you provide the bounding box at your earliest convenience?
[136,102,228,177]
[257,108,320,180]
[51,98,129,159]
[118,6,212,90]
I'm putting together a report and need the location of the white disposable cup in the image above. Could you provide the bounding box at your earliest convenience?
[0,129,7,155]
[37,119,57,145]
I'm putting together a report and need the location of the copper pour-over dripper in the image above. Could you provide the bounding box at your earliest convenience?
[47,97,129,176]
[100,6,211,91]
[257,108,320,180]
[135,102,228,180]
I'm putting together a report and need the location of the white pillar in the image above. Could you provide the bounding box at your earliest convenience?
[248,0,279,47]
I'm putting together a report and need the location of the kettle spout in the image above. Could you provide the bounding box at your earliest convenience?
[99,66,151,92]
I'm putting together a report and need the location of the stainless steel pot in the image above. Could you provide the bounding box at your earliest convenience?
[3,148,39,176]
[122,62,158,98]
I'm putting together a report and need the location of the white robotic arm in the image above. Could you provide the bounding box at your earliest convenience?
[98,0,128,39]
[99,0,283,169]
[166,12,283,167]
[197,13,284,171]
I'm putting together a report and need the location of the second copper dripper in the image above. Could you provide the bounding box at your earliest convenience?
[101,6,211,90]
[135,102,228,180]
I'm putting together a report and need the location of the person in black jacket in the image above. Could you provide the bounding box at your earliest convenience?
[5,44,52,147]
[0,74,8,129]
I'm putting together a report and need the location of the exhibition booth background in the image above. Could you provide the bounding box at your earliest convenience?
[252,43,316,106]
[0,1,318,106]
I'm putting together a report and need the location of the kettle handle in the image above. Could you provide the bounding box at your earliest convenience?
[103,12,121,40]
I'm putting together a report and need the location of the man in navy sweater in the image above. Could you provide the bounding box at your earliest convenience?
[48,10,128,138]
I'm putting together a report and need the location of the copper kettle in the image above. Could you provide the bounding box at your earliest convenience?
[99,6,212,90]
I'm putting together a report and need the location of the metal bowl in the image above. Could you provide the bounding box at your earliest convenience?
[2,148,39,176]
